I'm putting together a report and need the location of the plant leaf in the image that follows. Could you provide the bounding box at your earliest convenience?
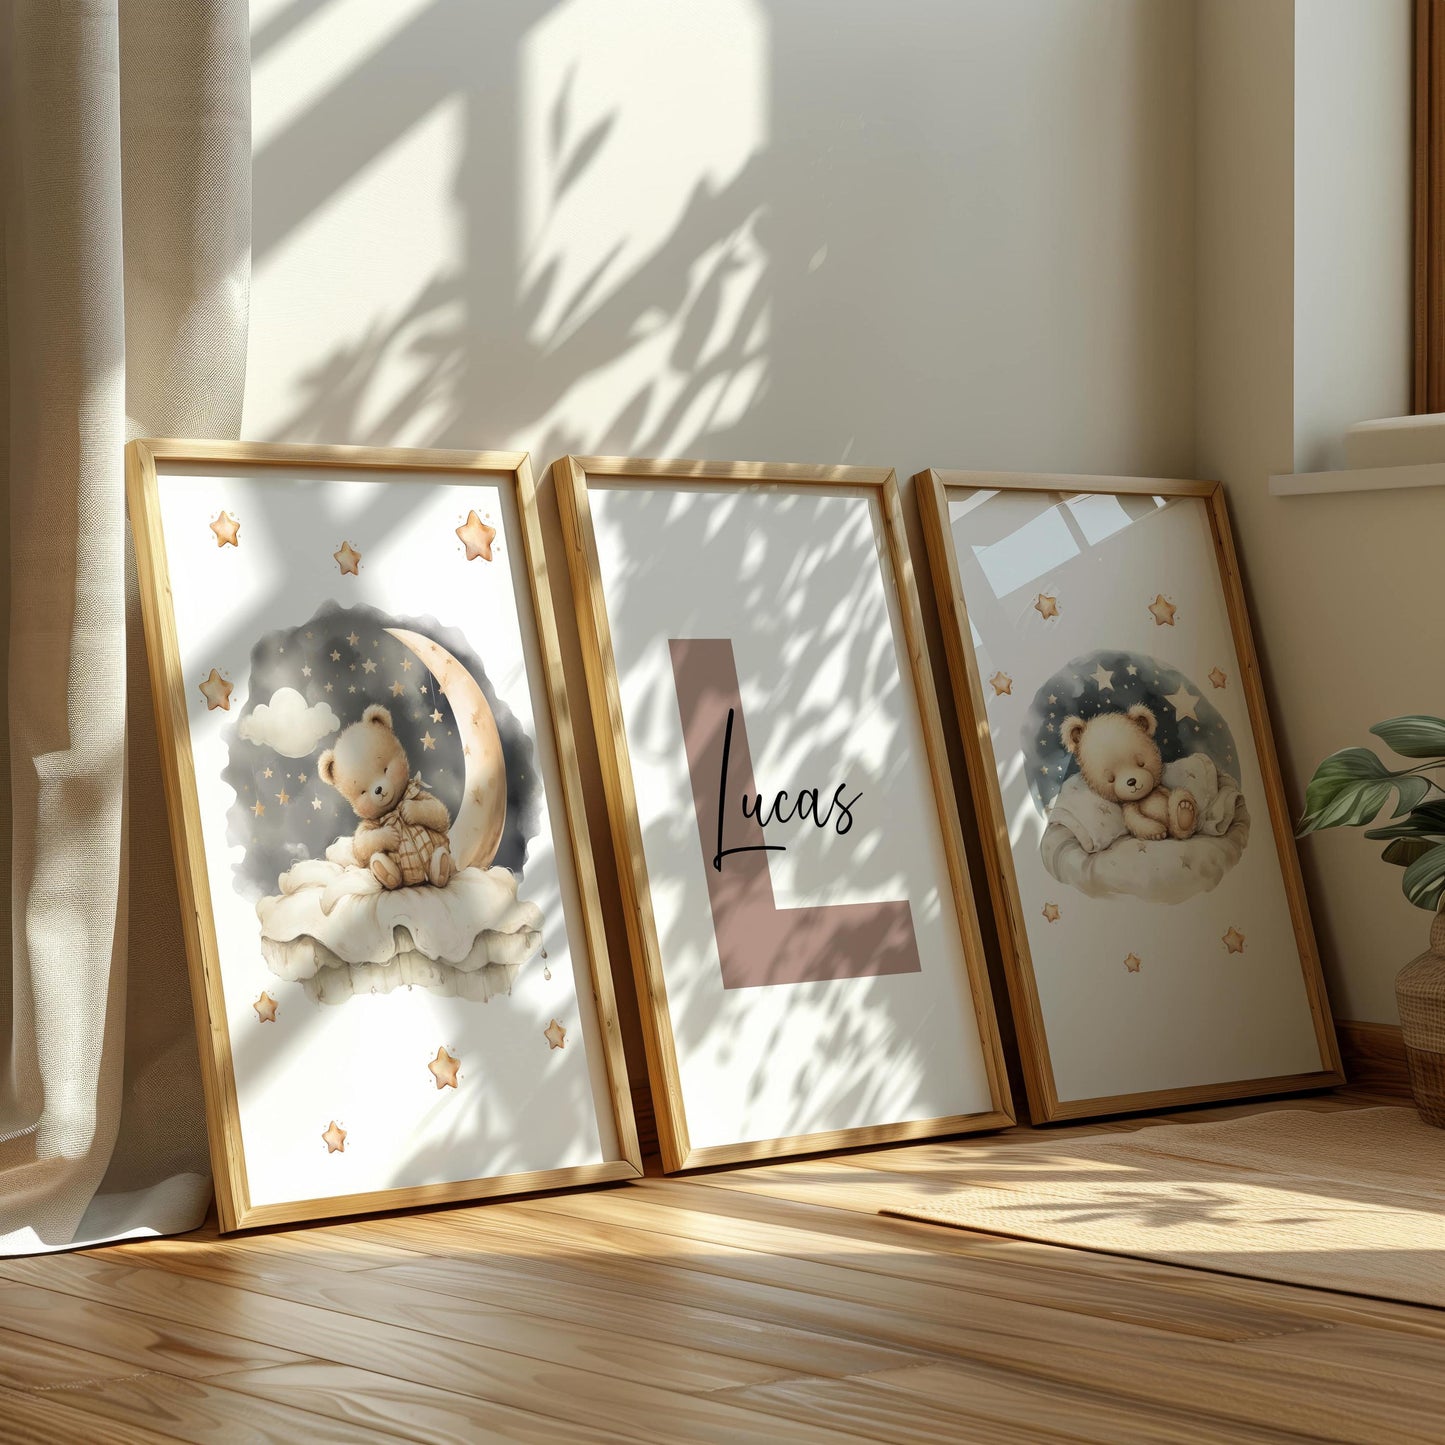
[1382,837,1438,867]
[1370,715,1445,760]
[1299,748,1395,833]
[1392,774,1434,817]
[1402,842,1445,910]
[1364,798,1445,841]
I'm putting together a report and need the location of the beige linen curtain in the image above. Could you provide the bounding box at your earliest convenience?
[0,0,250,1254]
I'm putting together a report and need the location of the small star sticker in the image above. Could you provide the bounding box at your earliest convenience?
[1042,902,1061,923]
[209,511,240,547]
[1033,593,1060,620]
[275,788,290,805]
[1163,686,1200,722]
[311,798,322,810]
[330,650,341,662]
[1126,664,1138,676]
[322,1121,347,1153]
[298,772,307,783]
[1090,664,1114,691]
[1209,667,1228,689]
[419,732,437,751]
[1048,694,1058,705]
[989,671,1013,696]
[262,767,274,779]
[1223,927,1246,954]
[334,542,362,576]
[544,1019,568,1050]
[456,510,497,561]
[430,708,444,723]
[1148,594,1177,626]
[390,680,406,697]
[199,668,233,711]
[347,632,360,648]
[252,991,278,1023]
[427,1047,461,1090]
[1124,952,1142,973]
[360,658,376,674]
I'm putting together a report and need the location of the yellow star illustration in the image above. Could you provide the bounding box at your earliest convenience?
[209,510,240,547]
[311,798,322,810]
[427,1046,461,1090]
[276,788,290,805]
[401,657,413,672]
[298,772,307,783]
[431,708,444,723]
[1123,952,1143,973]
[251,800,265,817]
[1163,686,1200,723]
[199,668,233,711]
[1042,902,1061,924]
[362,658,377,674]
[324,682,334,693]
[456,510,497,561]
[1148,594,1177,626]
[1090,664,1114,691]
[334,541,362,576]
[252,991,279,1023]
[1223,927,1246,954]
[544,1018,568,1050]
[1033,593,1060,620]
[1208,666,1228,690]
[390,680,406,697]
[321,1121,347,1154]
[421,732,436,751]
[330,649,341,662]
[301,664,312,677]
[988,671,1013,696]
[263,766,274,779]
[347,632,360,647]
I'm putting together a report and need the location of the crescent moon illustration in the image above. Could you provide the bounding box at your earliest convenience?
[385,628,506,871]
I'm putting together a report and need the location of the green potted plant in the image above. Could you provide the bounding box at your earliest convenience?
[1300,715,1445,1124]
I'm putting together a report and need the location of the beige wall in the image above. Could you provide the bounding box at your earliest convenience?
[243,0,1199,1072]
[1197,0,1431,1025]
[246,0,1430,1033]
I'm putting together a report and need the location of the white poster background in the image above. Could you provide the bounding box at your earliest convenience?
[950,488,1325,1102]
[589,480,997,1151]
[156,465,618,1207]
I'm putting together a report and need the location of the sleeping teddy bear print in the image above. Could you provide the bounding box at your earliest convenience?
[1024,650,1250,904]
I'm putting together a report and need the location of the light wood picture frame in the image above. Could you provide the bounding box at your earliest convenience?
[127,440,640,1229]
[555,456,1014,1171]
[916,468,1343,1123]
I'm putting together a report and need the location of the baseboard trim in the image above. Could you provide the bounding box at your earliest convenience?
[1337,1019,1411,1099]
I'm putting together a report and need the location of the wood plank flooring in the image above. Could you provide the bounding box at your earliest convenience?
[0,1090,1436,1443]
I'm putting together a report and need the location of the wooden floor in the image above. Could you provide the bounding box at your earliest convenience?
[0,1090,1438,1443]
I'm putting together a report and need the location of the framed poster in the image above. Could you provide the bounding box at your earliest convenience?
[556,456,1013,1172]
[127,440,639,1230]
[916,469,1342,1122]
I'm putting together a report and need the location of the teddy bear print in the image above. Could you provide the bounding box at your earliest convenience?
[317,704,456,889]
[1060,704,1198,843]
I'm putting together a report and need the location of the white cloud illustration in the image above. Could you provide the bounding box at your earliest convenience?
[239,688,340,758]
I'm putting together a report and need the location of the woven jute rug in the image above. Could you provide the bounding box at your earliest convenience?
[884,1106,1445,1308]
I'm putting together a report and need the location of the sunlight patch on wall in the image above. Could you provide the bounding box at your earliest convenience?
[251,0,438,153]
[517,0,771,454]
[244,96,466,445]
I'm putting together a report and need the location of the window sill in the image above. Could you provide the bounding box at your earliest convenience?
[1269,461,1445,496]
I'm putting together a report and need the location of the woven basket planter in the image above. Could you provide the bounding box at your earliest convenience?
[1397,908,1445,1128]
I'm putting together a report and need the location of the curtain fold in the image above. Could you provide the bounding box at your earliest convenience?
[1,0,250,1255]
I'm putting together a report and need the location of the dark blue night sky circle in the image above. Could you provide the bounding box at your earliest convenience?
[1022,649,1238,818]
[222,600,541,901]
